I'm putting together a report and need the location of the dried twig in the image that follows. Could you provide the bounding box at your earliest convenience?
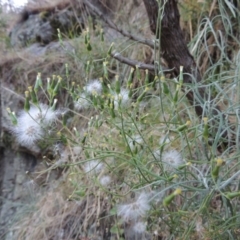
[111,51,155,70]
[83,0,156,49]
[111,50,171,73]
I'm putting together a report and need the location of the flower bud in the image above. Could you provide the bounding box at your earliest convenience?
[163,188,182,206]
[24,91,30,112]
[177,120,191,132]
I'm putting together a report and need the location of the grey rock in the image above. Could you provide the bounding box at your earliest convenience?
[9,5,85,48]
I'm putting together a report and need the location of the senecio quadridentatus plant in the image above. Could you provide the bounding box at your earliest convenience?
[6,72,65,153]
[6,59,240,238]
[6,68,132,154]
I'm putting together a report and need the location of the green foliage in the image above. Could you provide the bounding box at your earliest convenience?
[4,0,240,239]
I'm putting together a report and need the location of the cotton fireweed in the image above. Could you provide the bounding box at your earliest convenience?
[132,221,147,233]
[117,192,151,222]
[162,150,183,170]
[113,88,130,110]
[127,134,143,151]
[74,93,91,111]
[12,104,58,151]
[83,160,104,174]
[85,79,102,96]
[99,175,111,186]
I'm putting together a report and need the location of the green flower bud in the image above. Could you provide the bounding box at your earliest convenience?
[53,77,62,96]
[34,72,42,91]
[87,41,92,51]
[28,86,38,104]
[173,84,180,103]
[115,75,120,94]
[163,188,182,206]
[65,63,69,77]
[100,28,104,42]
[203,117,209,142]
[137,88,148,103]
[62,112,67,126]
[6,108,18,125]
[50,99,58,111]
[144,69,149,85]
[110,101,115,118]
[211,158,224,181]
[136,65,141,80]
[24,91,30,112]
[177,120,191,132]
[179,66,184,85]
[107,43,114,56]
[127,67,134,87]
[103,61,108,79]
[225,191,240,200]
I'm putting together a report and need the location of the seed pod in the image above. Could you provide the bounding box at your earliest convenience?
[211,158,224,181]
[103,61,108,79]
[177,120,191,132]
[34,72,42,91]
[100,28,104,42]
[51,99,58,111]
[144,69,149,85]
[28,86,38,104]
[7,108,18,125]
[225,191,240,200]
[87,41,92,51]
[62,113,67,126]
[179,66,183,86]
[24,91,30,112]
[136,65,141,80]
[173,84,180,103]
[107,43,114,56]
[203,117,209,142]
[110,101,115,118]
[53,77,62,96]
[137,88,148,103]
[163,188,182,206]
[127,67,134,87]
[115,75,120,94]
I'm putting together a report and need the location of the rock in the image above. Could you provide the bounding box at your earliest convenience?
[9,2,86,48]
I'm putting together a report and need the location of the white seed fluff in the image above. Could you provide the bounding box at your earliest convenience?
[74,93,91,111]
[99,175,111,186]
[132,222,147,233]
[14,120,43,149]
[128,134,143,151]
[18,103,57,126]
[13,104,57,150]
[117,192,150,222]
[83,160,104,173]
[162,150,183,168]
[113,88,130,110]
[85,79,102,96]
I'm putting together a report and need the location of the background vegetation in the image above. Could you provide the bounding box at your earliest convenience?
[0,0,240,239]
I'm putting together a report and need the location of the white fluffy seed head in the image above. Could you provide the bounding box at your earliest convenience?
[85,79,102,96]
[113,88,130,110]
[14,121,43,149]
[12,104,58,151]
[117,192,150,222]
[26,103,57,125]
[127,134,143,151]
[83,160,104,174]
[162,150,183,169]
[74,93,91,111]
[132,222,147,233]
[99,175,111,186]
